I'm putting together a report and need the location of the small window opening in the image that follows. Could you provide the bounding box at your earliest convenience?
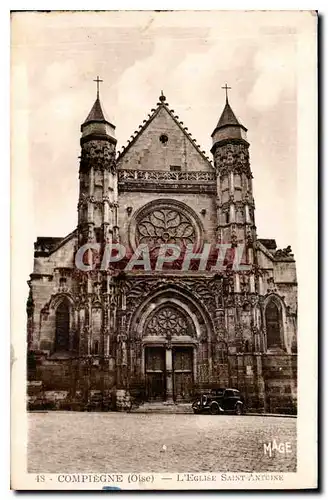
[159,134,168,144]
[170,165,181,172]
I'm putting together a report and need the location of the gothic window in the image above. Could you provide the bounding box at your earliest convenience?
[55,299,70,352]
[145,306,194,337]
[137,208,195,249]
[265,300,282,349]
[225,212,230,224]
[159,134,168,144]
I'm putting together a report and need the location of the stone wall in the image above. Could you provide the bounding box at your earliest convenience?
[117,106,212,173]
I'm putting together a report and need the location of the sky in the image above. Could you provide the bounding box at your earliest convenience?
[11,10,316,266]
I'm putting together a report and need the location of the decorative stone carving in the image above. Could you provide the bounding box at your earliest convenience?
[118,169,216,182]
[267,277,278,294]
[137,208,195,249]
[275,245,294,259]
[145,306,190,337]
[214,143,252,178]
[80,140,116,174]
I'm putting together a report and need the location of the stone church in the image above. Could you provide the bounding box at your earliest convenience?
[27,84,297,413]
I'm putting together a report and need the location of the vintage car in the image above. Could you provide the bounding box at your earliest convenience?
[192,388,245,415]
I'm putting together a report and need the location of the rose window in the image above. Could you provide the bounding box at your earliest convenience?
[145,306,190,337]
[137,208,195,249]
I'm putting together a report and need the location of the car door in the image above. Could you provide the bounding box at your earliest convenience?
[222,389,235,411]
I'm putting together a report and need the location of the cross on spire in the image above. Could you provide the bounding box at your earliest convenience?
[93,76,103,98]
[221,83,231,103]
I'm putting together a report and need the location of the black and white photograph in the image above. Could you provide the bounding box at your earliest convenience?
[10,9,317,490]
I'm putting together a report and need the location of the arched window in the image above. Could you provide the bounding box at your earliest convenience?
[55,299,70,352]
[265,300,282,349]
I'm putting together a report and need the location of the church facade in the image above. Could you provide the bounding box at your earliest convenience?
[27,87,298,413]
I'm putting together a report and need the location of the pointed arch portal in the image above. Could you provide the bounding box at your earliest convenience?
[129,285,214,403]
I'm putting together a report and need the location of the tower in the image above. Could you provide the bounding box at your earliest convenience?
[211,86,257,291]
[78,77,119,248]
[76,78,119,365]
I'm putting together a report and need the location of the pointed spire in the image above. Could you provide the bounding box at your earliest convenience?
[83,97,108,124]
[215,83,243,129]
[216,101,241,129]
[211,85,247,152]
[81,77,116,144]
[83,76,113,126]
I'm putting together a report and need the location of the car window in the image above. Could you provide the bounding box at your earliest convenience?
[224,390,234,398]
[234,390,240,397]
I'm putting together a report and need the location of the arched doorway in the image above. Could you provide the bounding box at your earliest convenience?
[127,285,215,403]
[55,299,70,352]
[143,303,195,402]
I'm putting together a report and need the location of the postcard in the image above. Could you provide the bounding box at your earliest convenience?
[11,10,317,490]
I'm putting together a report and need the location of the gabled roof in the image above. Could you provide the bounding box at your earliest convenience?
[34,229,77,257]
[116,93,214,167]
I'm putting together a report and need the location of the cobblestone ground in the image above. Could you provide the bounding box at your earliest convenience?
[28,412,296,473]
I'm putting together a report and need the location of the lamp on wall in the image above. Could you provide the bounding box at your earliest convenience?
[200,208,206,216]
[126,206,133,216]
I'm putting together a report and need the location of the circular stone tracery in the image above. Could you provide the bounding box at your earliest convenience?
[145,305,193,337]
[137,208,195,247]
[132,200,202,253]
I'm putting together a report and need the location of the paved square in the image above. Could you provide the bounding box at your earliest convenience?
[28,412,296,473]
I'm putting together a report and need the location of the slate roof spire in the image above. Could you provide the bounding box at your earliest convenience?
[83,97,108,124]
[211,85,248,152]
[81,76,116,145]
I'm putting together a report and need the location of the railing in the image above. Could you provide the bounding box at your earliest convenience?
[118,169,216,182]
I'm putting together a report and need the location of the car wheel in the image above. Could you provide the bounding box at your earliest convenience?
[235,403,243,415]
[193,409,199,414]
[210,402,220,415]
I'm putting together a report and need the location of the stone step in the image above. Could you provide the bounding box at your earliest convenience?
[130,402,193,414]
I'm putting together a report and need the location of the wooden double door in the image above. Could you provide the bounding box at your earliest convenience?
[145,346,194,402]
